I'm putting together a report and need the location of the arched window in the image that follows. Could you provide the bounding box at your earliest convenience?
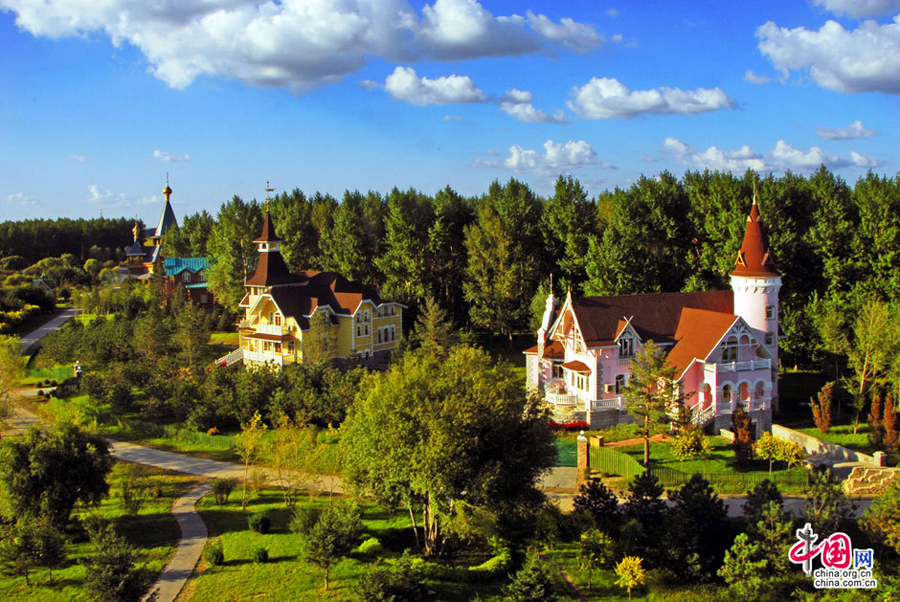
[755,381,766,400]
[739,382,751,401]
[702,383,712,406]
[722,384,733,404]
[722,336,738,363]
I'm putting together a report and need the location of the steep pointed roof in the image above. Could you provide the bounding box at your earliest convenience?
[731,197,778,277]
[253,210,283,243]
[154,187,178,238]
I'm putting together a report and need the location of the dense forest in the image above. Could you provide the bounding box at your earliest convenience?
[3,167,899,371]
[0,217,142,265]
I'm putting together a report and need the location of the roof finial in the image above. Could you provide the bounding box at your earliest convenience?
[265,180,274,212]
[163,173,172,202]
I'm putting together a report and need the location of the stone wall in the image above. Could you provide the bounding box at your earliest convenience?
[843,466,900,496]
[772,424,877,466]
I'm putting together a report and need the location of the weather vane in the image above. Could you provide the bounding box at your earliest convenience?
[265,180,274,211]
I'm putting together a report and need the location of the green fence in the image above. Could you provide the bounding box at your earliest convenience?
[27,365,72,382]
[555,439,577,467]
[650,465,810,491]
[589,445,646,478]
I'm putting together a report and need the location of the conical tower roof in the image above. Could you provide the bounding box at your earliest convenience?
[246,210,305,287]
[253,209,283,243]
[154,184,178,238]
[730,196,778,278]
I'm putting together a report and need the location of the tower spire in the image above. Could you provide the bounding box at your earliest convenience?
[731,191,776,277]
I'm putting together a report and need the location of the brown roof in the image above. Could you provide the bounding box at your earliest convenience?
[269,271,384,330]
[568,290,733,347]
[731,199,779,277]
[561,360,591,372]
[245,250,307,287]
[666,308,739,379]
[523,340,565,360]
[242,332,298,342]
[254,210,283,243]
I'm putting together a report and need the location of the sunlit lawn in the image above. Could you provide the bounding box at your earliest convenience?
[795,423,876,454]
[0,462,198,601]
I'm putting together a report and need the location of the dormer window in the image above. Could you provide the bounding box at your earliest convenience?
[619,336,634,358]
[722,336,738,363]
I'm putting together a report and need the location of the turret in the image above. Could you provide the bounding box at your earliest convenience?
[536,279,557,359]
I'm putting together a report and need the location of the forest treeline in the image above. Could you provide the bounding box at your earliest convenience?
[0,217,141,265]
[3,168,899,368]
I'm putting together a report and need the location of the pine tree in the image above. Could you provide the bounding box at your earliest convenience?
[731,405,753,466]
[623,340,678,466]
[884,393,899,451]
[810,381,834,434]
[868,390,885,451]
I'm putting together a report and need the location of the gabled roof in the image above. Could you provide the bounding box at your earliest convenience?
[666,308,740,379]
[731,198,778,278]
[561,360,590,372]
[523,340,564,360]
[264,271,385,330]
[567,290,734,347]
[164,257,208,276]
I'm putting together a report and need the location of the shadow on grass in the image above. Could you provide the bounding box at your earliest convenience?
[117,511,180,549]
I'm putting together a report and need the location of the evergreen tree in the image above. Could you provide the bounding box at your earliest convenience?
[206,196,263,312]
[622,340,678,466]
[319,190,385,286]
[503,554,557,602]
[269,189,321,272]
[82,523,147,602]
[542,175,597,291]
[375,187,434,305]
[663,474,730,583]
[573,478,620,534]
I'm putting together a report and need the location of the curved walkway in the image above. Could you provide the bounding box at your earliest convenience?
[144,483,210,602]
[18,308,78,354]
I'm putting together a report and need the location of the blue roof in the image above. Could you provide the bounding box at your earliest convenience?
[164,257,208,276]
[184,282,209,290]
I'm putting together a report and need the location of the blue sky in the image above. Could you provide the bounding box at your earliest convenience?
[1,0,899,224]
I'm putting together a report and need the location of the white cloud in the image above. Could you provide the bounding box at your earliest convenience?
[503,139,609,174]
[744,70,770,84]
[153,150,190,162]
[816,119,877,140]
[6,192,38,207]
[69,154,87,163]
[500,89,567,123]
[442,114,463,121]
[771,140,882,170]
[664,136,883,172]
[525,10,601,52]
[811,0,900,18]
[0,0,600,94]
[358,79,379,90]
[606,8,620,18]
[469,155,500,168]
[567,77,735,119]
[385,66,484,105]
[757,17,900,94]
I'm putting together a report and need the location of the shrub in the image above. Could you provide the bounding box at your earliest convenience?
[573,478,620,534]
[251,546,269,563]
[204,539,224,566]
[248,510,271,534]
[37,389,44,397]
[503,554,557,602]
[357,553,429,602]
[120,476,148,516]
[210,478,236,504]
[810,381,835,434]
[289,505,321,536]
[355,537,384,556]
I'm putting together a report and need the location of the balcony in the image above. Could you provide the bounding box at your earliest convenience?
[244,350,284,366]
[546,391,579,406]
[592,397,626,411]
[717,398,771,414]
[617,357,632,366]
[257,324,286,336]
[706,358,772,373]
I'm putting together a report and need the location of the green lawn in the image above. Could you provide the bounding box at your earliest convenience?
[187,491,510,601]
[209,332,239,346]
[796,423,874,454]
[0,462,199,601]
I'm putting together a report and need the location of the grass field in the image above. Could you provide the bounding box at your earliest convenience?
[209,332,239,346]
[186,491,510,601]
[796,423,874,454]
[0,462,199,601]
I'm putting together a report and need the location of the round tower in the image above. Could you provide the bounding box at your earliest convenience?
[730,195,781,409]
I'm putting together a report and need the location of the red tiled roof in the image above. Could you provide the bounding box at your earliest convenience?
[523,340,565,359]
[569,290,733,346]
[561,360,590,372]
[731,199,779,277]
[666,308,739,379]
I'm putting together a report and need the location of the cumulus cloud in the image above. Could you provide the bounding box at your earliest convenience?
[771,140,882,170]
[500,89,567,123]
[606,8,620,18]
[525,10,601,52]
[567,77,735,119]
[153,150,190,162]
[744,70,770,84]
[0,0,605,94]
[69,154,87,163]
[757,17,900,94]
[503,139,611,174]
[811,0,900,18]
[664,136,882,172]
[385,66,484,105]
[816,119,877,140]
[6,192,38,207]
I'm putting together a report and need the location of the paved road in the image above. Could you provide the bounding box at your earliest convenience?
[18,308,78,354]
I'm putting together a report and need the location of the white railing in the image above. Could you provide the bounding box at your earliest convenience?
[690,403,716,427]
[256,324,285,336]
[717,398,771,414]
[244,350,284,366]
[215,348,243,367]
[709,358,772,373]
[592,397,626,411]
[617,357,632,365]
[546,392,579,406]
[717,401,733,414]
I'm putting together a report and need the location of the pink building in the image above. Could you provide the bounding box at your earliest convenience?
[525,198,780,436]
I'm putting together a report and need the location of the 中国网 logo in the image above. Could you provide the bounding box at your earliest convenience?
[788,522,877,589]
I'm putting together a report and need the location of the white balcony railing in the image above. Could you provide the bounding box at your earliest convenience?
[706,358,772,373]
[546,392,579,406]
[617,357,632,366]
[244,350,284,365]
[592,397,626,411]
[717,398,771,414]
[256,324,285,336]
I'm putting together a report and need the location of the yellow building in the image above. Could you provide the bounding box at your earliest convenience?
[238,210,403,368]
